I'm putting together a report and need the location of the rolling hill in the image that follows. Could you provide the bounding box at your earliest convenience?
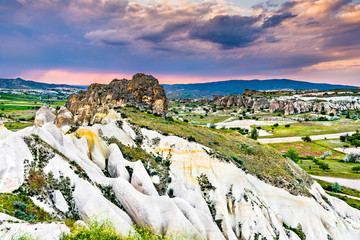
[0,78,86,89]
[162,79,358,98]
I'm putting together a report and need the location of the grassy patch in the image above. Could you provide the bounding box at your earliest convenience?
[121,108,312,196]
[61,218,203,240]
[260,120,360,138]
[315,179,360,198]
[269,141,360,179]
[4,122,33,130]
[0,193,54,222]
[327,192,360,211]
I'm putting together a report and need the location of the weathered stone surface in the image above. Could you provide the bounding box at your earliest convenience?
[55,106,74,130]
[34,105,56,126]
[62,73,168,125]
[213,95,360,115]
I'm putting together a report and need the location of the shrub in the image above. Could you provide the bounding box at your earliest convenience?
[273,123,279,127]
[343,153,360,163]
[320,151,332,160]
[249,128,258,140]
[247,146,255,154]
[319,161,330,170]
[285,124,290,128]
[352,166,360,172]
[155,156,162,163]
[340,135,347,142]
[66,126,79,135]
[115,120,123,129]
[302,135,312,142]
[12,201,27,211]
[187,136,196,142]
[120,113,127,119]
[287,148,299,163]
[331,182,341,192]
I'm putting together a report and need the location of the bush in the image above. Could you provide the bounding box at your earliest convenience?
[340,135,347,142]
[12,201,27,211]
[287,148,299,163]
[331,182,341,192]
[115,120,123,129]
[302,135,312,142]
[249,128,258,140]
[352,166,360,172]
[285,124,290,128]
[343,153,360,163]
[273,123,279,127]
[247,146,255,154]
[155,156,162,163]
[319,161,330,170]
[320,151,332,160]
[187,136,196,142]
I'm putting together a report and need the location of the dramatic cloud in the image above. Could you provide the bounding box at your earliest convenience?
[0,0,359,85]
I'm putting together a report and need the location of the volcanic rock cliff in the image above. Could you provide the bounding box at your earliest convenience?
[213,95,360,115]
[64,73,168,125]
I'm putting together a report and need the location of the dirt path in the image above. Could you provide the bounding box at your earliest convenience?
[258,132,355,144]
[312,175,360,191]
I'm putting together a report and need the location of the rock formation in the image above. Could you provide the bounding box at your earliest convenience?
[213,95,360,115]
[63,73,168,125]
[1,106,360,239]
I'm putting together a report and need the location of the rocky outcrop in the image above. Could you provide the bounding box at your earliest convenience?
[63,73,168,125]
[1,113,360,239]
[242,89,258,96]
[54,106,74,130]
[213,95,360,115]
[34,105,56,126]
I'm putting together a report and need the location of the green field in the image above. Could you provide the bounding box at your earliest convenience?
[258,120,360,138]
[269,140,360,179]
[0,93,66,122]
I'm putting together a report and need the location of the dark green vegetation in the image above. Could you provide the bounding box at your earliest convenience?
[269,140,360,179]
[283,223,306,240]
[0,193,54,222]
[121,107,312,196]
[341,131,360,148]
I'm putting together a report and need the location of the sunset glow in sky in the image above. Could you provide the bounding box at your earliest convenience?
[1,0,360,85]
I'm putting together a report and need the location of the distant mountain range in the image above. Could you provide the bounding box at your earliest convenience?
[1,77,357,98]
[162,79,358,98]
[0,78,87,89]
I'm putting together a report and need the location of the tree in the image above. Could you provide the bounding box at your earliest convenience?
[302,135,312,142]
[331,182,341,193]
[249,128,258,140]
[287,148,299,163]
[351,166,360,172]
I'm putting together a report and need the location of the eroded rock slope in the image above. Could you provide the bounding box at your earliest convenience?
[0,105,360,239]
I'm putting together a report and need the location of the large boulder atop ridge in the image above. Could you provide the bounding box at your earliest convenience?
[63,73,168,125]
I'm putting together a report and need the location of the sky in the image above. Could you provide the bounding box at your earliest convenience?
[0,0,360,86]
